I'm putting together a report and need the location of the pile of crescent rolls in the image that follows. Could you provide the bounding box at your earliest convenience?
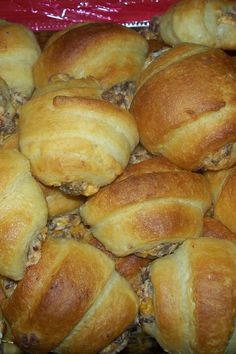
[1,0,236,353]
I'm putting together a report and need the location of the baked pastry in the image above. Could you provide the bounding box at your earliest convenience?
[160,0,236,49]
[2,237,138,354]
[138,237,236,354]
[80,157,211,257]
[131,43,236,171]
[19,79,138,196]
[0,149,48,281]
[39,183,85,218]
[203,216,236,242]
[32,76,102,99]
[33,22,148,90]
[205,166,236,234]
[0,20,41,101]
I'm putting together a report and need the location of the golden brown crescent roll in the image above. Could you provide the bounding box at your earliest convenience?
[0,20,41,100]
[2,237,138,354]
[33,22,148,90]
[160,0,236,49]
[0,149,48,281]
[19,79,138,196]
[131,43,236,171]
[203,216,236,242]
[80,157,211,258]
[138,237,236,354]
[205,166,236,234]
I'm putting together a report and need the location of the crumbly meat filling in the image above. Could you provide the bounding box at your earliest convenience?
[137,267,155,327]
[102,81,136,110]
[11,90,28,107]
[129,144,153,165]
[60,181,99,197]
[135,242,180,259]
[138,16,160,40]
[99,329,131,354]
[218,6,236,23]
[0,85,18,144]
[1,278,17,299]
[26,228,48,268]
[48,209,92,242]
[201,143,234,170]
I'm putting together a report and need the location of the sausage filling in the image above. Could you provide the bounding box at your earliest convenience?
[201,143,234,170]
[26,228,48,268]
[0,82,17,145]
[218,6,236,23]
[129,144,153,165]
[137,267,156,327]
[135,242,180,259]
[60,181,99,197]
[102,81,136,110]
[48,209,92,242]
[99,330,130,354]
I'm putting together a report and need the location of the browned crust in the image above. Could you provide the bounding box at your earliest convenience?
[80,170,211,225]
[57,273,138,354]
[80,158,211,257]
[0,150,47,280]
[2,238,115,353]
[189,238,236,353]
[118,156,182,182]
[131,44,236,170]
[0,21,41,98]
[88,201,204,257]
[88,237,150,282]
[19,84,138,192]
[203,217,236,242]
[159,0,236,50]
[150,238,236,353]
[150,253,187,352]
[33,22,148,89]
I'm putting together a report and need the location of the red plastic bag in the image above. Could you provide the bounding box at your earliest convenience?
[1,0,179,31]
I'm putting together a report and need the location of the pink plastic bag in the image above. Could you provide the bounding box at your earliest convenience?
[1,0,179,31]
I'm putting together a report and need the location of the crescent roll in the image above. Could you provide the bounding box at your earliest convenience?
[131,43,236,171]
[138,237,236,354]
[160,0,236,49]
[205,166,236,234]
[80,157,211,258]
[19,79,138,196]
[33,22,148,90]
[0,20,41,100]
[0,149,48,281]
[2,238,138,354]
